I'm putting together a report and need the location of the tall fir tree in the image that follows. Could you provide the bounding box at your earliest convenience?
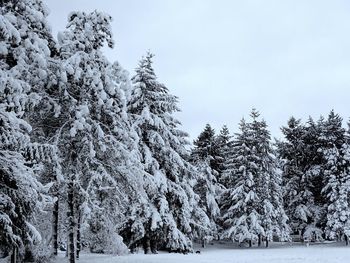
[277,117,313,238]
[247,110,289,246]
[216,125,232,182]
[221,110,289,247]
[125,52,210,253]
[35,10,145,261]
[321,111,350,244]
[278,117,325,240]
[191,124,222,243]
[220,118,263,246]
[0,0,55,260]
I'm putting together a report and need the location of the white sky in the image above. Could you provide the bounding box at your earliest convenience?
[45,0,350,140]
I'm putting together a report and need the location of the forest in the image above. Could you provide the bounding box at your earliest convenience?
[1,0,350,263]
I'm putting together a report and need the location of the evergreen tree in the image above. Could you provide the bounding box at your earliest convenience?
[216,125,232,182]
[301,117,327,240]
[278,117,325,240]
[220,118,263,246]
[191,124,222,243]
[221,110,289,247]
[0,0,54,260]
[247,110,289,246]
[192,124,216,160]
[277,117,312,238]
[36,11,145,261]
[321,111,350,244]
[126,52,210,253]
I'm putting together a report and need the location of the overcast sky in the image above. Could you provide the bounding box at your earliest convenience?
[45,0,350,140]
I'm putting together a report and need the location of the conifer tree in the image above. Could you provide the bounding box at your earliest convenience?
[278,117,323,240]
[36,11,145,261]
[220,118,262,246]
[191,124,222,243]
[126,52,210,253]
[321,111,350,244]
[221,110,289,247]
[216,125,232,182]
[248,110,289,246]
[0,0,54,260]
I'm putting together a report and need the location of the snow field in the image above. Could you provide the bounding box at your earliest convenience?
[54,242,350,263]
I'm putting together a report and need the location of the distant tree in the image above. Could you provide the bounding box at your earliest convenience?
[220,118,262,246]
[191,124,223,243]
[277,117,312,238]
[221,110,289,247]
[216,125,232,182]
[192,124,216,159]
[321,111,350,244]
[278,116,326,241]
[247,110,289,247]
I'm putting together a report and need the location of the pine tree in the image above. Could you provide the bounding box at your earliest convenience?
[221,110,289,247]
[216,125,232,183]
[192,124,216,160]
[321,111,350,244]
[278,117,323,240]
[0,0,54,260]
[220,118,263,246]
[37,10,144,261]
[247,110,289,246]
[301,117,327,240]
[278,115,333,241]
[277,117,309,237]
[191,124,222,243]
[126,52,210,253]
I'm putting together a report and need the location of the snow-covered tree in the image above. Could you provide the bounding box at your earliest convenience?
[191,124,222,243]
[221,110,289,247]
[301,117,327,240]
[0,0,54,260]
[320,111,350,244]
[125,52,210,253]
[247,110,289,246]
[220,118,264,246]
[216,125,232,182]
[34,10,146,262]
[278,117,322,240]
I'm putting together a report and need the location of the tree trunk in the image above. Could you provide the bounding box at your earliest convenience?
[258,234,262,247]
[76,211,81,259]
[265,238,269,248]
[53,193,59,256]
[150,238,158,254]
[68,180,75,263]
[249,240,252,247]
[10,246,17,263]
[345,235,349,246]
[143,237,151,254]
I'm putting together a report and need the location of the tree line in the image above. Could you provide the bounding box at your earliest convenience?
[1,1,350,263]
[192,109,350,248]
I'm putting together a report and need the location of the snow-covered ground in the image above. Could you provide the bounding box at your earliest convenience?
[54,242,350,263]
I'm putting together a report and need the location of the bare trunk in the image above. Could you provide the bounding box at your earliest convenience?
[345,235,349,246]
[10,246,17,263]
[53,193,59,256]
[249,240,252,247]
[258,234,262,247]
[76,211,81,259]
[150,238,158,254]
[68,180,75,263]
[143,237,151,254]
[265,238,269,248]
